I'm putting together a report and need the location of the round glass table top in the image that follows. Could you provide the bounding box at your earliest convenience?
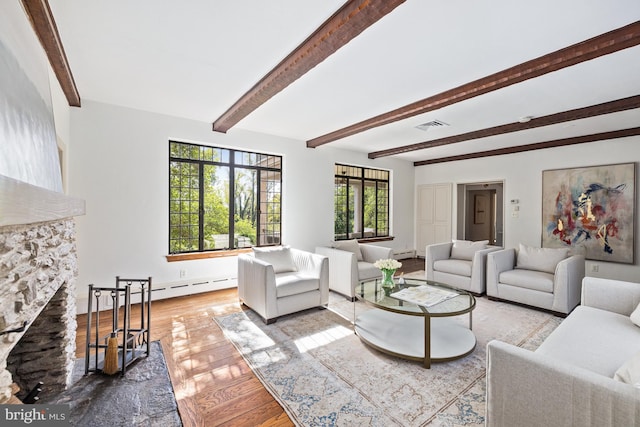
[356,277,475,316]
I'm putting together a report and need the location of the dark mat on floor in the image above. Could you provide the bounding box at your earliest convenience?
[42,341,182,427]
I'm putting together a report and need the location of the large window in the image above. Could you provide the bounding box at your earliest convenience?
[334,164,389,240]
[169,141,282,254]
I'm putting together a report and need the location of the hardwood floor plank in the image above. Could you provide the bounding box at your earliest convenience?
[203,388,283,426]
[162,339,206,427]
[255,411,295,427]
[219,401,294,427]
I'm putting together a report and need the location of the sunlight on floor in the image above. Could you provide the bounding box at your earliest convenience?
[211,301,242,316]
[175,359,252,399]
[293,324,352,353]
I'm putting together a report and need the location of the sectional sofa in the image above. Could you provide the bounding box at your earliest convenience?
[486,276,640,426]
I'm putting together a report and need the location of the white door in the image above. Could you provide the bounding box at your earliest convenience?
[416,183,452,257]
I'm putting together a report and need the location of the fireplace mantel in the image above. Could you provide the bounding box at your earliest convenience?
[0,175,85,227]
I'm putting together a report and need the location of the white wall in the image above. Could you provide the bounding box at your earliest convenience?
[0,2,62,192]
[68,100,415,303]
[415,138,640,281]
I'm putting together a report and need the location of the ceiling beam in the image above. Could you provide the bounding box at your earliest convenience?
[369,95,640,158]
[212,0,406,133]
[21,0,81,107]
[308,20,640,148]
[413,127,640,166]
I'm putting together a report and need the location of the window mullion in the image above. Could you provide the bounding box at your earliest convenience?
[360,175,365,238]
[374,180,379,238]
[346,178,351,239]
[228,154,235,249]
[198,164,205,250]
[256,169,262,246]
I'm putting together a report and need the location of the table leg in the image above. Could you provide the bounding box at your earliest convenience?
[353,298,356,333]
[424,315,431,369]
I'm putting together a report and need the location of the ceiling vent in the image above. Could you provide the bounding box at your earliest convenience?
[415,120,449,131]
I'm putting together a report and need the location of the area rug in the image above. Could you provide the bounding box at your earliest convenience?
[214,290,562,427]
[42,341,182,427]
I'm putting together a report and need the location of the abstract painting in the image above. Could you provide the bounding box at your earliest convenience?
[542,163,635,263]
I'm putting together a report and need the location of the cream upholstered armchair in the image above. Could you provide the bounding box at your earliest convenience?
[487,244,585,315]
[316,240,393,300]
[237,246,329,324]
[426,240,501,295]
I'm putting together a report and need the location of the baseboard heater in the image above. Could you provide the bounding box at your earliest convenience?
[393,249,416,260]
[76,276,237,314]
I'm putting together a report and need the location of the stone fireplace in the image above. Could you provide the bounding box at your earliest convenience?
[0,175,85,403]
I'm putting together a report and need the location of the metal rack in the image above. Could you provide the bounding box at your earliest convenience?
[84,277,152,375]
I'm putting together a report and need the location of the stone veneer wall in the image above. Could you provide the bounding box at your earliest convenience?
[0,219,78,402]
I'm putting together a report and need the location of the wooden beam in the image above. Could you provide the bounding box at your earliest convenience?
[369,95,640,158]
[21,0,81,107]
[308,20,640,148]
[212,0,406,133]
[413,128,640,166]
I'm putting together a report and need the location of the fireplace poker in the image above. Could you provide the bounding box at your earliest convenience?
[0,321,28,336]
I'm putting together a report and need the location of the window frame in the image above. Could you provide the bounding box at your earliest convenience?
[168,141,282,254]
[334,163,390,241]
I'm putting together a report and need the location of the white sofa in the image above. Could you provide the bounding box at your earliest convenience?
[316,240,393,300]
[426,240,501,295]
[487,244,585,315]
[237,246,329,324]
[486,277,640,427]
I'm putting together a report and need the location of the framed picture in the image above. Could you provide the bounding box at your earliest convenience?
[541,162,636,263]
[474,194,487,224]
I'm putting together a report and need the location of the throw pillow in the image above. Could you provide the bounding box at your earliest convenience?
[333,239,363,261]
[614,351,640,388]
[451,240,488,261]
[631,302,640,328]
[253,246,297,273]
[516,244,569,274]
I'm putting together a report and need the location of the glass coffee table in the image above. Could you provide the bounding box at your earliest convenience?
[354,277,476,368]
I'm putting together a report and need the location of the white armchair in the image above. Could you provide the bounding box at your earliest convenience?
[316,240,393,300]
[237,246,329,324]
[426,240,501,294]
[487,243,585,315]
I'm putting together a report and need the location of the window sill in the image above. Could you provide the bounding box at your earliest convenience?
[165,237,394,262]
[166,248,252,262]
[357,236,394,244]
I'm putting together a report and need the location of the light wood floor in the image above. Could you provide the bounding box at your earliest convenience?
[74,257,424,426]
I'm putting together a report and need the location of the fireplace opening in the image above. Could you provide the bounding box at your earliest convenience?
[6,282,76,402]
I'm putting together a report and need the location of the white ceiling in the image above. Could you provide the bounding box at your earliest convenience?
[48,0,640,163]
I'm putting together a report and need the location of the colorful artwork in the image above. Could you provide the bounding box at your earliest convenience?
[542,163,635,263]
